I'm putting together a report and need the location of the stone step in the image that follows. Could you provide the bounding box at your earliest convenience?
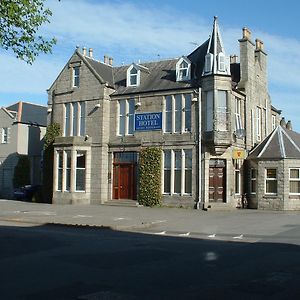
[103,199,139,207]
[204,202,237,211]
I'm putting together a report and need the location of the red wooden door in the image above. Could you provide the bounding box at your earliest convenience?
[209,166,226,202]
[113,163,136,200]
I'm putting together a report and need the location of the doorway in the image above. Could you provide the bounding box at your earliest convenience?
[209,159,226,203]
[113,152,137,200]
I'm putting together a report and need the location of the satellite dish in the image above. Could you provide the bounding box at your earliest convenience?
[235,129,245,138]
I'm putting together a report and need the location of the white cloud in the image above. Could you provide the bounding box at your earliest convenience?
[1,0,300,129]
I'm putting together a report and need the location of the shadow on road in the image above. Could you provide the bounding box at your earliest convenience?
[0,223,299,300]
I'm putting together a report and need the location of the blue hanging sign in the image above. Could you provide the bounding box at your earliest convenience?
[135,112,162,131]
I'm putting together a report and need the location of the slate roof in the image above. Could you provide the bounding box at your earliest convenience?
[248,126,300,159]
[85,56,114,87]
[75,17,241,94]
[6,102,47,127]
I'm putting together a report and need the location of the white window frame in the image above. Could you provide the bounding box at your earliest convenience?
[118,99,135,136]
[256,107,262,142]
[218,52,226,72]
[272,115,276,130]
[63,102,86,137]
[234,160,241,195]
[56,149,87,193]
[163,94,192,134]
[204,53,213,73]
[250,168,257,194]
[73,66,80,87]
[265,168,277,195]
[289,168,300,195]
[162,149,192,196]
[127,65,140,87]
[216,90,228,132]
[176,57,191,81]
[235,97,242,131]
[75,151,86,192]
[1,127,9,144]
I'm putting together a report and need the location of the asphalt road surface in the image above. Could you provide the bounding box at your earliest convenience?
[0,220,300,300]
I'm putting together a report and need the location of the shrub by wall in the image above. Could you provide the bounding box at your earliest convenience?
[138,147,162,207]
[13,155,30,188]
[43,123,61,203]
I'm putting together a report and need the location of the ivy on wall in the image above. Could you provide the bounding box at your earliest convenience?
[138,147,162,207]
[43,122,61,203]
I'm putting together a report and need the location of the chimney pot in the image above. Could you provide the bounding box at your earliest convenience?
[286,120,293,130]
[104,55,108,64]
[109,57,113,66]
[230,55,238,64]
[280,117,286,128]
[83,47,87,56]
[89,48,93,58]
[242,27,251,40]
[255,39,264,51]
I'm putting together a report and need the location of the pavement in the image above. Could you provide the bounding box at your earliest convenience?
[0,199,300,245]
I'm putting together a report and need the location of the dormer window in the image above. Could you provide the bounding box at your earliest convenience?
[127,65,140,87]
[204,53,213,73]
[218,53,225,72]
[176,57,191,82]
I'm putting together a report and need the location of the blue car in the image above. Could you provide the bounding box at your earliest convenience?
[14,185,41,202]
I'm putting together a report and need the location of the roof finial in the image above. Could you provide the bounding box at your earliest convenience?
[214,16,218,21]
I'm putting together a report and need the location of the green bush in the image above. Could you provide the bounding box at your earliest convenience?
[43,123,61,203]
[13,155,31,188]
[138,147,162,207]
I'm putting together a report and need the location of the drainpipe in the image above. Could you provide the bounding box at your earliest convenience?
[196,87,202,209]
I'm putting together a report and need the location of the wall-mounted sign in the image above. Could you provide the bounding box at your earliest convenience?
[135,112,162,131]
[232,149,246,159]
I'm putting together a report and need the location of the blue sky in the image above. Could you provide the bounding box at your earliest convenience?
[1,0,300,130]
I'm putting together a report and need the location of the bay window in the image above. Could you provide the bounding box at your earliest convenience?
[64,101,86,137]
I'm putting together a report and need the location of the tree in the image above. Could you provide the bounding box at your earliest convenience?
[0,0,56,64]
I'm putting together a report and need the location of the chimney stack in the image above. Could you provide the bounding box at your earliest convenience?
[109,57,113,66]
[255,39,264,51]
[89,48,93,58]
[242,27,251,40]
[82,47,87,56]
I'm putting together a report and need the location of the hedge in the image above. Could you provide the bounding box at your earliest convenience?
[138,147,162,207]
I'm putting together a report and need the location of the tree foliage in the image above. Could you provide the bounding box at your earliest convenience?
[0,0,56,64]
[13,155,31,188]
[43,123,60,203]
[138,147,162,207]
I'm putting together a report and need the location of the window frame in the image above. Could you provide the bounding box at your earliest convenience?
[176,57,191,81]
[265,168,278,195]
[1,127,9,144]
[256,107,262,142]
[162,149,192,196]
[63,102,86,137]
[118,98,135,136]
[250,168,257,194]
[235,97,243,131]
[127,65,140,87]
[289,168,300,195]
[73,66,80,88]
[163,93,192,134]
[75,151,86,192]
[234,160,241,195]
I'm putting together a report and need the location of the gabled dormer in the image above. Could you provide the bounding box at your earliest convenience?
[176,56,191,81]
[203,16,230,76]
[126,63,150,87]
[127,64,140,87]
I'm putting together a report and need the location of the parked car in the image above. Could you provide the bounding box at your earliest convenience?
[14,185,42,202]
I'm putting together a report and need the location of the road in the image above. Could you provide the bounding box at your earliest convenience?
[0,200,300,299]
